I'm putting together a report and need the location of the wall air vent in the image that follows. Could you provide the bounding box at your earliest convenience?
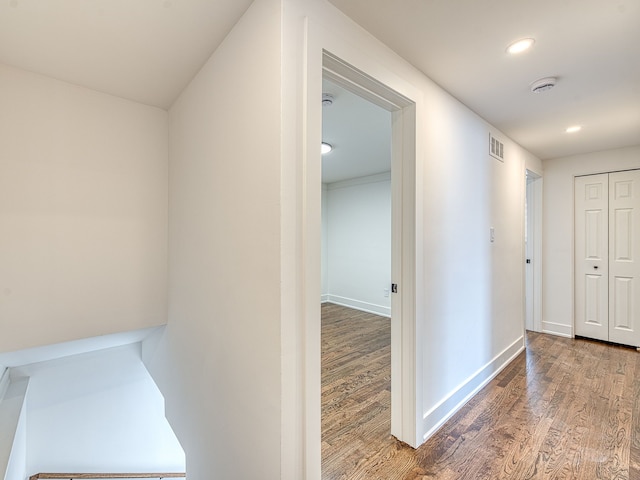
[489,133,504,162]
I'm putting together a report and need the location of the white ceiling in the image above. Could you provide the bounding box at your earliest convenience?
[328,0,640,160]
[0,0,253,108]
[0,0,638,158]
[322,79,391,184]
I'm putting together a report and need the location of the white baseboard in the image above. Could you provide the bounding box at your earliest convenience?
[320,294,329,303]
[324,295,391,318]
[542,321,573,338]
[421,335,525,442]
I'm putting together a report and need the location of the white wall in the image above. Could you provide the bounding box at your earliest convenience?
[4,393,27,480]
[0,64,168,353]
[10,343,184,476]
[323,173,391,316]
[281,1,542,469]
[143,0,283,478]
[542,145,640,337]
[0,378,29,480]
[321,184,329,301]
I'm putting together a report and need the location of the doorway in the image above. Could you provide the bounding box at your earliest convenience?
[319,51,417,447]
[525,170,542,332]
[574,169,640,347]
[320,76,392,476]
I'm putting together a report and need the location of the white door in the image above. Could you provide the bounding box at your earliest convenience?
[608,170,640,346]
[575,174,609,342]
[575,170,640,347]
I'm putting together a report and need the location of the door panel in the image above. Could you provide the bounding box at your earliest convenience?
[608,170,640,346]
[575,174,609,341]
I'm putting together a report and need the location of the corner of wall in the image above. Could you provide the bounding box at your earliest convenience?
[0,376,30,480]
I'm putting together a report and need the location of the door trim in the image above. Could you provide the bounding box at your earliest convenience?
[525,170,543,332]
[321,50,417,445]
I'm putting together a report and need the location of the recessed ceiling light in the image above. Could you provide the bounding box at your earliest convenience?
[506,38,535,54]
[566,125,582,133]
[321,142,333,154]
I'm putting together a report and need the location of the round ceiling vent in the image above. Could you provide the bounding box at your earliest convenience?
[530,77,557,93]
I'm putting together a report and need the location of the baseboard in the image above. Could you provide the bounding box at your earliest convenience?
[542,321,573,338]
[325,295,391,317]
[320,294,329,303]
[421,335,525,442]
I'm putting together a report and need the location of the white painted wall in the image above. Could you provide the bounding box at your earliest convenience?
[10,343,184,476]
[281,1,542,470]
[143,0,283,478]
[4,393,26,480]
[0,64,168,353]
[541,145,640,337]
[321,184,329,301]
[0,378,29,480]
[323,173,391,316]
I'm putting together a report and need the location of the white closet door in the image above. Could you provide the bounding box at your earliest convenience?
[608,170,640,346]
[575,174,610,342]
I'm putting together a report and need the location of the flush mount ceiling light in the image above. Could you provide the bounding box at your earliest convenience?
[566,125,582,133]
[321,142,333,154]
[530,76,557,93]
[506,38,535,54]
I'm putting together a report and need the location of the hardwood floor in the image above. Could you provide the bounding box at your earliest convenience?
[321,303,640,479]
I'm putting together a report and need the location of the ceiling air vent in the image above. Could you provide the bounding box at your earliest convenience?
[489,133,504,162]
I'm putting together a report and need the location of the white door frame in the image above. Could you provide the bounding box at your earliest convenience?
[319,51,417,442]
[525,170,543,332]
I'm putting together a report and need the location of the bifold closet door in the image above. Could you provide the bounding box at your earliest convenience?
[575,174,609,342]
[608,169,640,346]
[575,170,640,347]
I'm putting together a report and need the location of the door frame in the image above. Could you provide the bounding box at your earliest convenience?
[320,51,417,444]
[525,170,542,332]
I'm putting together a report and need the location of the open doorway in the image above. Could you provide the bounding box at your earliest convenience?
[315,52,417,476]
[525,170,542,332]
[320,77,392,476]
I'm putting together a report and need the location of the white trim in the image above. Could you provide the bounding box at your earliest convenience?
[421,336,525,441]
[326,171,391,190]
[321,50,418,448]
[542,321,573,338]
[324,295,391,317]
[320,294,330,303]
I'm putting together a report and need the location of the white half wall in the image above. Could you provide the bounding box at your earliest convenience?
[541,145,640,337]
[144,0,283,478]
[11,343,184,476]
[323,173,391,316]
[0,64,168,353]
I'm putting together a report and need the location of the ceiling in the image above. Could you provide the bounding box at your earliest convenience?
[327,0,640,160]
[0,0,253,108]
[0,0,638,158]
[322,78,391,183]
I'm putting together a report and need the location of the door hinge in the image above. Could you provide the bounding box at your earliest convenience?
[526,259,531,264]
[391,283,398,293]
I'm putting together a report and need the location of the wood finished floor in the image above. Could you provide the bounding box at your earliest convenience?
[321,303,640,480]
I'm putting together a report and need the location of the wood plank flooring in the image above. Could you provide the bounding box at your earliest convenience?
[321,303,640,480]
